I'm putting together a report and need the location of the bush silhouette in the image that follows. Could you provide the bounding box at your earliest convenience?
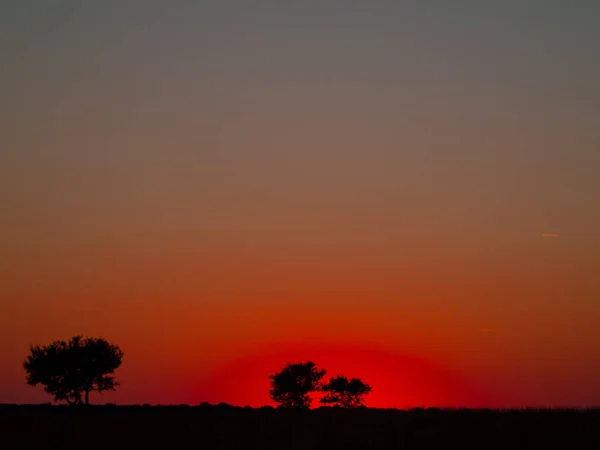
[23,335,124,405]
[269,361,326,409]
[320,375,372,408]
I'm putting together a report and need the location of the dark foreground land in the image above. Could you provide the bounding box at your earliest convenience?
[2,404,600,450]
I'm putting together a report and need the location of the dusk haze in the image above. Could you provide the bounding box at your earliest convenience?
[2,0,599,416]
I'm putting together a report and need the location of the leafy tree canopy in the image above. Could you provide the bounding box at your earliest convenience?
[269,361,326,409]
[320,375,372,408]
[24,335,124,406]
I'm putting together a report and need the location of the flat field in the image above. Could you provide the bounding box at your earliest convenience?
[1,405,599,449]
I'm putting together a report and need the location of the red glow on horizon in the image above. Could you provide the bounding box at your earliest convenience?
[192,343,490,409]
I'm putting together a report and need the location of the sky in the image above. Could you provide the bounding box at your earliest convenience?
[1,0,599,408]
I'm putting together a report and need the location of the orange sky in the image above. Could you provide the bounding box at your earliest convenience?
[1,1,600,407]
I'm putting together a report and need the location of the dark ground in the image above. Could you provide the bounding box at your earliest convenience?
[1,404,599,449]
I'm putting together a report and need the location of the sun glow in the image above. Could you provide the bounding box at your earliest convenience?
[192,343,489,409]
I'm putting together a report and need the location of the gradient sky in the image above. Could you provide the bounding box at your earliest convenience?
[1,0,599,408]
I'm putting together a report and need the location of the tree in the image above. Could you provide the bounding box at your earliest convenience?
[320,375,372,408]
[269,361,326,409]
[24,335,124,406]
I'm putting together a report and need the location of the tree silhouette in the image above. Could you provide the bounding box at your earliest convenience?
[320,375,372,408]
[24,335,124,406]
[269,361,326,409]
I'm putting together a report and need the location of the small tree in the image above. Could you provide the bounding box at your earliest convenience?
[269,361,326,409]
[24,335,124,406]
[320,375,371,408]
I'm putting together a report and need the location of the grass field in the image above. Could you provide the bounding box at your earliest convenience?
[2,404,599,449]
